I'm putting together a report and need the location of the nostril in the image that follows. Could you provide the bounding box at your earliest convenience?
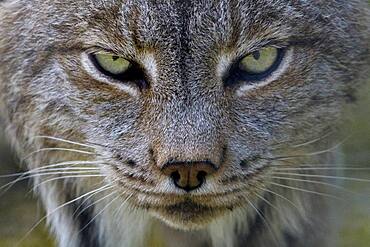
[196,171,207,184]
[127,160,137,167]
[171,171,181,183]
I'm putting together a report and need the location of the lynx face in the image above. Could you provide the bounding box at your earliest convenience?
[0,0,369,238]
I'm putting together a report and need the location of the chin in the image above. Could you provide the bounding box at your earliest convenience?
[148,199,229,230]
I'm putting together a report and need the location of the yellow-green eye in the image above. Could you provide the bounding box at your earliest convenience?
[239,47,279,75]
[93,53,131,75]
[88,52,147,88]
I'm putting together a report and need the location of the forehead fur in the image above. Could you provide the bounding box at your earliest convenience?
[33,0,358,47]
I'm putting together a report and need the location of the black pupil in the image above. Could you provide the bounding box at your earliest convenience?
[252,51,260,60]
[112,56,119,61]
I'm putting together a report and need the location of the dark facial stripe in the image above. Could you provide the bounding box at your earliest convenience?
[69,195,101,247]
[237,192,278,247]
[284,231,300,247]
[177,0,191,98]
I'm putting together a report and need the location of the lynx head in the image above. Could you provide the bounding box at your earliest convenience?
[0,0,369,231]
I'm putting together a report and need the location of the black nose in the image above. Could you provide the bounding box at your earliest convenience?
[161,161,218,192]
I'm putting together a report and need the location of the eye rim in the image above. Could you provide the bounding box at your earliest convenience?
[89,53,148,89]
[224,47,286,87]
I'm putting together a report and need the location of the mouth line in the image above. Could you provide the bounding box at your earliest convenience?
[147,199,218,210]
[142,198,234,218]
[127,190,245,214]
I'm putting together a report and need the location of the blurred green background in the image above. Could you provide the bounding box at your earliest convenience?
[339,82,370,247]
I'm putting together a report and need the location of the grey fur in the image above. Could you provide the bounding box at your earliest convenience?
[0,0,369,246]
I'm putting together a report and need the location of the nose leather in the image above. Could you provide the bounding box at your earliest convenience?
[161,161,217,192]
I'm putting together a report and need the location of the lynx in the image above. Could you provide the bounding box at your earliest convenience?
[0,0,369,246]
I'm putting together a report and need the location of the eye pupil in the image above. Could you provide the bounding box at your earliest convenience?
[112,56,119,61]
[252,51,260,60]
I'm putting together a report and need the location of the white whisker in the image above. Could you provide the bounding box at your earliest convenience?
[260,187,303,215]
[23,148,96,161]
[36,167,100,172]
[273,167,370,171]
[34,135,98,149]
[1,171,101,195]
[254,191,280,212]
[78,193,120,233]
[292,131,335,148]
[75,190,117,218]
[32,175,105,191]
[0,160,107,179]
[0,161,105,195]
[271,139,349,161]
[264,175,357,196]
[113,193,134,217]
[72,182,112,215]
[269,182,340,200]
[271,172,370,183]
